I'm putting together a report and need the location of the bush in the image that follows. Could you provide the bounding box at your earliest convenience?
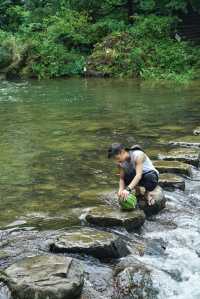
[86,15,200,82]
[17,9,89,78]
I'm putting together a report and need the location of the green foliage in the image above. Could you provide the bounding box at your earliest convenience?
[86,15,200,82]
[31,40,86,78]
[0,0,199,81]
[12,9,88,78]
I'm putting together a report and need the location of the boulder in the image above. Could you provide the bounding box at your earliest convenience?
[153,160,192,177]
[158,147,200,167]
[0,255,84,299]
[50,228,130,259]
[168,135,200,148]
[85,206,145,232]
[138,185,166,216]
[159,173,185,191]
[114,263,158,299]
[193,127,200,136]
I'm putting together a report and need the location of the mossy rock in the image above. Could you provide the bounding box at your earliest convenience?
[159,173,185,191]
[157,147,200,167]
[153,160,192,177]
[50,227,130,259]
[85,205,145,232]
[1,255,84,299]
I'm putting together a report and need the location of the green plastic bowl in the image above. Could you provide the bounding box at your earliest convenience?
[119,193,137,210]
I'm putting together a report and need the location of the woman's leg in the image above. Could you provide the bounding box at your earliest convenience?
[139,171,159,205]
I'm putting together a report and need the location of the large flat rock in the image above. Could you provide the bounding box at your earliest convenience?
[85,206,145,232]
[169,135,200,148]
[159,173,185,191]
[153,160,192,177]
[158,147,200,167]
[1,255,84,299]
[50,228,130,259]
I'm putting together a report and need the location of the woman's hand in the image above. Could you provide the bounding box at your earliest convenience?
[118,189,130,201]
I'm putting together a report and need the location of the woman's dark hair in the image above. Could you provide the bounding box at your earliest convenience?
[108,143,125,159]
[107,143,143,158]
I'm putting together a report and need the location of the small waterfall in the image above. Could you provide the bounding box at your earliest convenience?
[0,283,12,299]
[134,167,200,298]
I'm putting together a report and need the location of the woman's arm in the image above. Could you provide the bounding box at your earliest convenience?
[119,167,125,192]
[128,153,145,191]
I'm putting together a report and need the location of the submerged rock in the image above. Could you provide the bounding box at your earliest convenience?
[159,173,185,191]
[169,135,200,148]
[139,238,167,257]
[138,185,166,216]
[85,206,145,232]
[158,147,200,167]
[114,263,158,299]
[153,160,192,177]
[50,228,130,259]
[1,255,84,299]
[193,127,200,136]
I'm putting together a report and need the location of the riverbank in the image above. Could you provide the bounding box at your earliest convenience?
[0,14,200,83]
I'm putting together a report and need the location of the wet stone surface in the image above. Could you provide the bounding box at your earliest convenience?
[1,255,84,299]
[169,135,200,148]
[114,260,159,299]
[159,173,185,191]
[50,227,130,259]
[85,206,145,232]
[158,147,200,167]
[153,160,192,177]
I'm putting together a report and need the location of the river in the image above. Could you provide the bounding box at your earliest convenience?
[0,78,199,298]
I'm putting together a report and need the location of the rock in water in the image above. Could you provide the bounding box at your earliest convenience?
[193,127,200,136]
[50,228,130,259]
[114,264,158,299]
[168,135,200,148]
[153,160,192,177]
[158,147,200,167]
[1,255,84,299]
[159,173,185,191]
[85,206,145,232]
[138,185,166,216]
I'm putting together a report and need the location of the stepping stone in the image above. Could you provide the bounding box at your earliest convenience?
[169,135,200,148]
[0,255,84,299]
[153,160,192,177]
[138,185,166,217]
[158,148,200,167]
[114,262,158,299]
[193,127,200,135]
[85,206,145,232]
[50,227,130,259]
[159,173,185,191]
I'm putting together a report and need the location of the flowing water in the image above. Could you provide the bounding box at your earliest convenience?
[0,78,199,298]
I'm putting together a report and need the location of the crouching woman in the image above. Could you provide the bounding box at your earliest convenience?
[108,143,159,206]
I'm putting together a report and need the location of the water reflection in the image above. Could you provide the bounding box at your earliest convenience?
[0,78,199,228]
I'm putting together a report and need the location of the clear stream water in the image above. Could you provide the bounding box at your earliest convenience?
[0,78,199,298]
